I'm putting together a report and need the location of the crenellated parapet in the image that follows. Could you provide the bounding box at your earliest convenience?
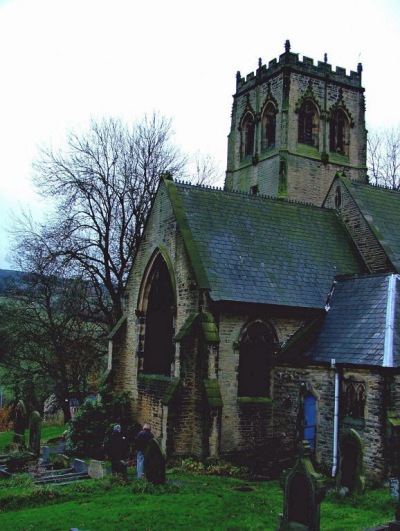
[236,40,363,95]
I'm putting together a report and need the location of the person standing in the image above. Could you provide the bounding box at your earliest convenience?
[108,424,127,479]
[135,423,154,480]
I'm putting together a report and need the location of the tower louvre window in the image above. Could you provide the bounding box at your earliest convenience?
[261,102,276,150]
[298,100,319,148]
[240,113,255,159]
[330,108,350,156]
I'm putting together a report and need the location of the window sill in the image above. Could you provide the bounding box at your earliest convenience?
[138,373,171,383]
[329,152,350,164]
[342,416,365,429]
[237,396,272,404]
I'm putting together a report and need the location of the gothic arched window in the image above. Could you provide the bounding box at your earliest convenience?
[261,102,276,150]
[344,382,366,419]
[240,112,255,159]
[298,100,319,148]
[238,321,278,397]
[143,255,175,376]
[330,108,350,156]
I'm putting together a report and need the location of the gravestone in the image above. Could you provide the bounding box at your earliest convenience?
[144,439,166,485]
[279,441,325,531]
[73,459,88,474]
[337,428,365,494]
[29,411,41,456]
[12,400,26,445]
[41,445,51,464]
[88,459,107,478]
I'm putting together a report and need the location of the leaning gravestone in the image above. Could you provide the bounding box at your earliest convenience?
[279,441,326,531]
[29,411,42,456]
[12,400,26,445]
[144,439,166,485]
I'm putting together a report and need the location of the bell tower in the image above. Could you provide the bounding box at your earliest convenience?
[224,41,367,206]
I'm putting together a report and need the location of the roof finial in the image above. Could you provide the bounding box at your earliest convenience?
[324,53,328,63]
[285,39,291,53]
[258,57,262,68]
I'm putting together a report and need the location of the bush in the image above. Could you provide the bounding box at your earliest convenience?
[179,457,248,477]
[6,450,35,472]
[66,386,138,458]
[0,405,13,432]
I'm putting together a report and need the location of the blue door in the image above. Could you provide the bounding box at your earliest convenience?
[303,393,316,451]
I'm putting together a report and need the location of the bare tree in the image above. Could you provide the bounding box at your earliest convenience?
[187,151,224,187]
[367,126,400,189]
[11,114,187,329]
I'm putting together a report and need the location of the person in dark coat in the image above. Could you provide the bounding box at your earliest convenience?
[108,424,127,478]
[135,423,154,479]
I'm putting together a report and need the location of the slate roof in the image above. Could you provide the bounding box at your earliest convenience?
[303,274,400,367]
[342,179,400,272]
[165,180,365,309]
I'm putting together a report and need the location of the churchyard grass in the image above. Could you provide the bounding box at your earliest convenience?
[0,425,66,453]
[0,470,396,530]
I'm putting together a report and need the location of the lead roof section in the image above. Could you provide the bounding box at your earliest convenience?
[303,274,400,367]
[166,181,365,309]
[342,179,400,273]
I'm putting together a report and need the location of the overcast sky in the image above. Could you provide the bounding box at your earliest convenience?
[0,0,399,269]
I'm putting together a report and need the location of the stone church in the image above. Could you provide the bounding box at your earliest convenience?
[109,41,400,487]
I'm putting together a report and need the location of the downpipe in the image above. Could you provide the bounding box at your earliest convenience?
[331,358,339,478]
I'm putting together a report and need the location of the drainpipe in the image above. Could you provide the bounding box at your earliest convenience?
[331,358,340,477]
[383,274,397,368]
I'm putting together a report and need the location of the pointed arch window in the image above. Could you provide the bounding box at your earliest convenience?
[238,321,278,397]
[298,100,319,148]
[261,102,276,150]
[143,255,175,376]
[330,108,350,156]
[240,112,255,159]
[344,382,365,419]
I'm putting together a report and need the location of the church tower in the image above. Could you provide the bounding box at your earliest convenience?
[225,41,367,206]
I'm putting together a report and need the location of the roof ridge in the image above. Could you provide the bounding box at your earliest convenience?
[174,180,326,210]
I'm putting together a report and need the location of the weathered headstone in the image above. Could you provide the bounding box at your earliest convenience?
[88,459,107,478]
[337,428,365,494]
[41,445,51,463]
[29,411,41,456]
[12,400,26,445]
[279,441,325,531]
[144,439,166,485]
[73,459,88,473]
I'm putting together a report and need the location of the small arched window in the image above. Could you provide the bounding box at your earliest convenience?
[238,321,278,397]
[330,108,350,156]
[240,112,255,159]
[143,255,175,376]
[261,102,276,150]
[344,382,365,419]
[298,100,319,148]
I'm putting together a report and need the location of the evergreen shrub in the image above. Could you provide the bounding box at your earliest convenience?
[66,386,137,458]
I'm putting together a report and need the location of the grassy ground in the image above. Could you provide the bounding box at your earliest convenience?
[0,428,397,530]
[0,425,66,453]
